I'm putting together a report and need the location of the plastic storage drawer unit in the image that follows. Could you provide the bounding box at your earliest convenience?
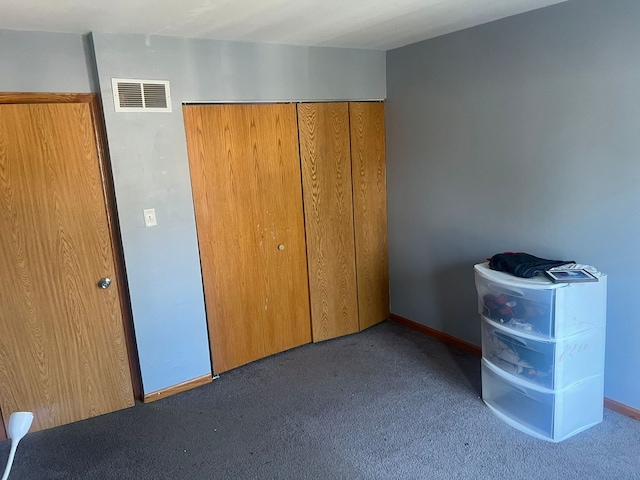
[475,263,606,339]
[475,261,607,442]
[481,359,604,442]
[481,316,605,389]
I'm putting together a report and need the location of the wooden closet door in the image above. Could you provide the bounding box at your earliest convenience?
[0,100,134,432]
[183,104,311,374]
[298,103,359,341]
[349,102,390,330]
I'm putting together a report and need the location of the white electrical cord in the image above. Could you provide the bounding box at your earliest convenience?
[1,443,18,480]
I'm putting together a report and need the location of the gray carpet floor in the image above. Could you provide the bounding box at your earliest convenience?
[1,320,639,479]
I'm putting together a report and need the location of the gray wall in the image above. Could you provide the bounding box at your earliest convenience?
[0,29,97,92]
[386,0,640,409]
[91,33,386,394]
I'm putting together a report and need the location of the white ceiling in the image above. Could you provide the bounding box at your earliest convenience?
[0,0,567,50]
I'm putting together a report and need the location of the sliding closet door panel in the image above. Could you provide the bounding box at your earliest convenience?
[298,103,359,341]
[184,104,311,373]
[349,102,390,330]
[255,105,311,356]
[184,105,265,373]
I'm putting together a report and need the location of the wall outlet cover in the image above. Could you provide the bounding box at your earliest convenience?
[143,208,158,227]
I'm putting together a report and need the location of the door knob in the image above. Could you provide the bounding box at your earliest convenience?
[278,244,285,251]
[98,277,112,289]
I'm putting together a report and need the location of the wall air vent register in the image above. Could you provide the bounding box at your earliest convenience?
[111,78,172,113]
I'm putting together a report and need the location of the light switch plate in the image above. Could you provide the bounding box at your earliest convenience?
[143,208,157,227]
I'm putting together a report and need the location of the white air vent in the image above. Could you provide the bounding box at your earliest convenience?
[111,78,172,113]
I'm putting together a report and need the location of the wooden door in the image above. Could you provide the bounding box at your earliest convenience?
[349,102,390,330]
[0,96,135,433]
[298,103,359,341]
[183,104,311,374]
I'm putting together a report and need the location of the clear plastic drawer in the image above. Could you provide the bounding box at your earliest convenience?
[481,317,605,389]
[481,359,604,442]
[474,263,606,339]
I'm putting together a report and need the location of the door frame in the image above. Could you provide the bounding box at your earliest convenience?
[0,92,142,402]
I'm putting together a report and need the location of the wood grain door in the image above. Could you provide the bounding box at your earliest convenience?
[0,98,134,432]
[349,102,390,330]
[183,104,311,374]
[298,103,359,341]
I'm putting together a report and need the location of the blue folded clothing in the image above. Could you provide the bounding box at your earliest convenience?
[489,252,574,278]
